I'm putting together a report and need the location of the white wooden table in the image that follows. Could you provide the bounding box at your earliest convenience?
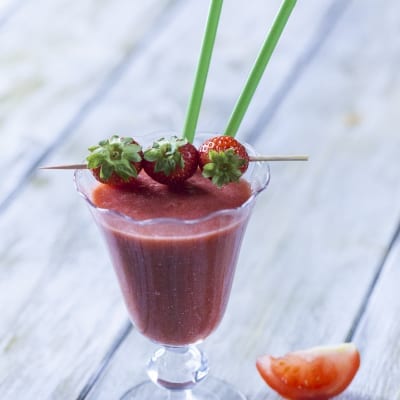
[1,1,400,399]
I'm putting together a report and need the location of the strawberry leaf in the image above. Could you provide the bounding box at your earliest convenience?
[143,136,187,176]
[201,149,244,187]
[123,144,142,162]
[86,135,142,182]
[100,163,113,180]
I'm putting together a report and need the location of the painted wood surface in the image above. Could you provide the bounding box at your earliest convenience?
[346,235,400,400]
[0,0,172,205]
[0,0,399,400]
[0,1,340,399]
[0,0,20,23]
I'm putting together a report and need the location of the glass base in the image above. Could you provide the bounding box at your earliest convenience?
[120,376,246,400]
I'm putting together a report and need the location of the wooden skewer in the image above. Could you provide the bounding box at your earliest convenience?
[39,164,88,170]
[249,155,309,162]
[39,155,309,170]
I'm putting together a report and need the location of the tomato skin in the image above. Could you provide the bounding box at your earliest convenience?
[256,343,360,400]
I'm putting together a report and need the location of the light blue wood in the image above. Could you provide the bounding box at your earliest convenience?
[0,0,399,399]
[0,0,172,205]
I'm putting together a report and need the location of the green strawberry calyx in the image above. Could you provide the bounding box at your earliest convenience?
[144,136,187,176]
[202,149,245,187]
[86,135,142,181]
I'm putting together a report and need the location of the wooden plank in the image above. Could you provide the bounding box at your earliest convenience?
[340,233,400,400]
[0,0,174,205]
[0,0,19,22]
[81,0,400,399]
[0,178,127,399]
[0,1,342,399]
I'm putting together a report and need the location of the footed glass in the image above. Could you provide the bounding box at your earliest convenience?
[75,133,270,400]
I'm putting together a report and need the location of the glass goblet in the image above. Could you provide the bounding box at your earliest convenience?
[75,134,270,400]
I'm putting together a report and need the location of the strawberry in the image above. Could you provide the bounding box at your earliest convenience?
[86,135,143,187]
[142,136,199,185]
[198,136,249,187]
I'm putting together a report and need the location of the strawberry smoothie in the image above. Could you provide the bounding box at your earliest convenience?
[91,171,252,346]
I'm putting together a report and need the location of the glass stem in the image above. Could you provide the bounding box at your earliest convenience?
[147,345,209,393]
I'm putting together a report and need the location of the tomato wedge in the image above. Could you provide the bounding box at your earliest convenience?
[256,343,360,400]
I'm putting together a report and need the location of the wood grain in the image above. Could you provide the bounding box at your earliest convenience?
[0,0,174,205]
[342,234,400,400]
[0,0,19,23]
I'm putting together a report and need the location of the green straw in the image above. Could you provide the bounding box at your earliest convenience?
[183,0,223,143]
[224,0,297,137]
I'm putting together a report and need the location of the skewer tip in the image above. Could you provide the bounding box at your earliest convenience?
[39,164,88,170]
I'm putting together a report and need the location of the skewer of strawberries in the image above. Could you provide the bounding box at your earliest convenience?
[41,134,307,187]
[85,134,251,187]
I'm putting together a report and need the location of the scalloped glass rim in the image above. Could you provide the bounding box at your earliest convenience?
[74,133,270,226]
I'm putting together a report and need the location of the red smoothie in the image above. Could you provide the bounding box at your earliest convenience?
[91,171,252,346]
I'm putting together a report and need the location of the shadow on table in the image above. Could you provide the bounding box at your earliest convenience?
[254,390,388,400]
[339,392,387,400]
